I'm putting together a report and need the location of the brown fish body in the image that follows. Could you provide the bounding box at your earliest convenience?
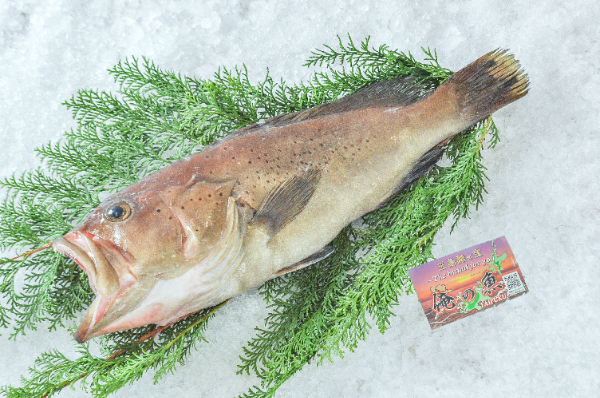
[53,50,528,341]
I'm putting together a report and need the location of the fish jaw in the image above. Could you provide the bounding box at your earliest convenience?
[53,232,157,342]
[72,276,160,342]
[73,293,116,343]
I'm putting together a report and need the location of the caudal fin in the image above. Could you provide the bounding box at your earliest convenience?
[447,49,529,124]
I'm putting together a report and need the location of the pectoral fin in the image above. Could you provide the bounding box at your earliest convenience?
[274,246,334,276]
[252,168,321,237]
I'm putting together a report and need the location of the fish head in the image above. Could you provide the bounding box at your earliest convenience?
[53,175,238,342]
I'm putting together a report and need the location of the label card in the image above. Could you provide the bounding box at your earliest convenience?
[409,236,527,329]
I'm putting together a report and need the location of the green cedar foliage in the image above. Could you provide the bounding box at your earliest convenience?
[0,35,499,397]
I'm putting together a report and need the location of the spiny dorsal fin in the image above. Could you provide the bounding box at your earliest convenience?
[261,76,435,128]
[252,168,321,237]
[274,246,334,276]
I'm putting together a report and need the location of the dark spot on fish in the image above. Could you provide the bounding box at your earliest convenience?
[366,139,370,143]
[195,229,198,231]
[181,206,184,209]
[156,209,161,212]
[320,143,324,147]
[250,149,253,152]
[257,156,261,160]
[169,216,172,220]
[198,198,202,201]
[208,194,212,198]
[248,161,252,164]
[344,146,347,150]
[219,192,223,196]
[190,198,193,201]
[232,156,235,160]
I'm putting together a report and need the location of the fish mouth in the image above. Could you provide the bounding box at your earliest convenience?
[54,232,150,343]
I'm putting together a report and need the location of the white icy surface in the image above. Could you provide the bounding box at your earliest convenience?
[1,1,599,397]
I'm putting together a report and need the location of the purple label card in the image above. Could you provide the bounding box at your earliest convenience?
[409,236,528,329]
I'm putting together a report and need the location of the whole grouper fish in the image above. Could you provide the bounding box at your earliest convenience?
[54,50,528,342]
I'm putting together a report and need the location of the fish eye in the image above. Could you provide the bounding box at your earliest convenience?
[105,202,132,222]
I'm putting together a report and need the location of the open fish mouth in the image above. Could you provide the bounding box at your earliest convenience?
[54,232,126,296]
[53,232,144,342]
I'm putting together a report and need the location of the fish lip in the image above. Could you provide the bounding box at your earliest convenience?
[85,232,136,266]
[73,295,102,343]
[53,235,99,294]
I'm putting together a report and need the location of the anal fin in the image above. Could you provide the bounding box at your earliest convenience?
[398,144,445,191]
[251,168,321,237]
[376,144,445,210]
[274,246,334,276]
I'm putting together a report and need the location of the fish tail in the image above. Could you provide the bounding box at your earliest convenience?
[446,49,529,125]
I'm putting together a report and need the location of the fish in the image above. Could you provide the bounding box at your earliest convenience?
[53,49,528,342]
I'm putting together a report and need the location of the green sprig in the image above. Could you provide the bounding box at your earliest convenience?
[1,36,499,397]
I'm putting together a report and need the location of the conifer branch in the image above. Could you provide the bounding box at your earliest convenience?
[1,36,501,397]
[6,242,53,262]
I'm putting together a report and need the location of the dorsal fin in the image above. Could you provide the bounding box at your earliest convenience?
[261,76,434,128]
